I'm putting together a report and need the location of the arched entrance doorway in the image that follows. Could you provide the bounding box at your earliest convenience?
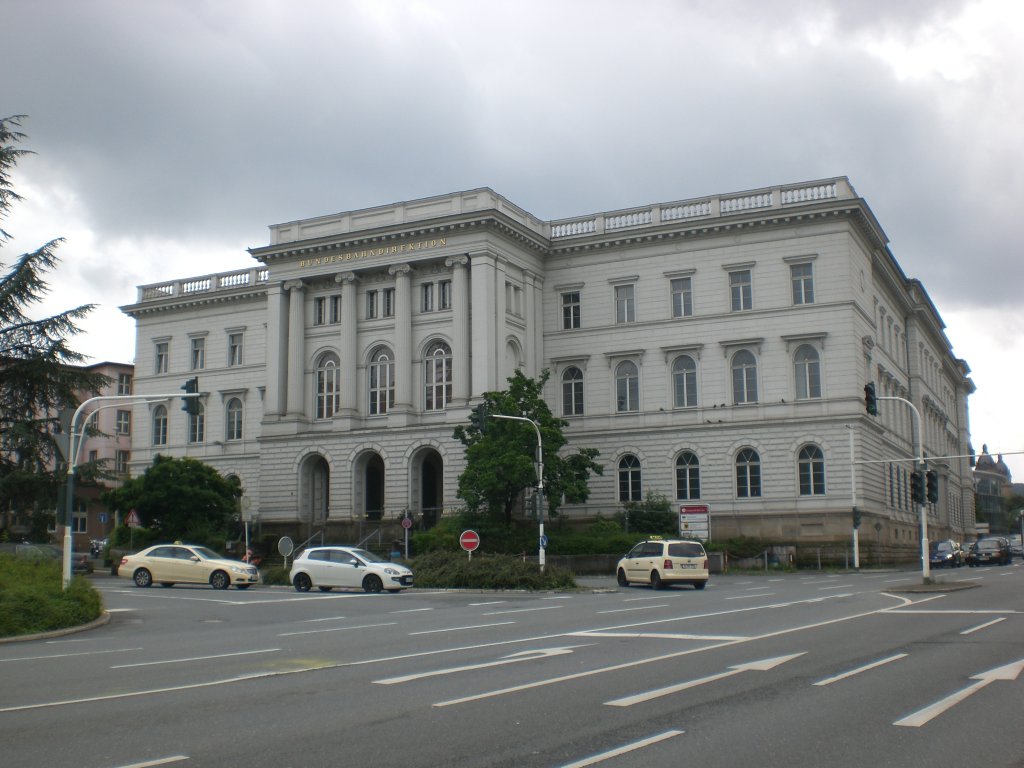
[299,454,329,539]
[364,453,385,521]
[412,448,443,528]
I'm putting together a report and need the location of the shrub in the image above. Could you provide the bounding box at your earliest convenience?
[0,555,103,638]
[260,566,291,586]
[411,550,576,590]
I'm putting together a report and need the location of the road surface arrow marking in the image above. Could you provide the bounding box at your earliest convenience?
[374,646,583,685]
[605,652,806,707]
[894,658,1024,727]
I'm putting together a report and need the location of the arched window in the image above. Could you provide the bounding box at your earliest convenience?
[368,346,395,415]
[615,360,639,413]
[226,398,243,441]
[798,444,826,495]
[794,345,821,399]
[562,366,584,416]
[675,452,701,500]
[424,341,452,411]
[735,448,761,497]
[315,352,341,420]
[187,403,205,444]
[731,350,758,404]
[152,405,167,446]
[618,455,642,502]
[672,355,698,408]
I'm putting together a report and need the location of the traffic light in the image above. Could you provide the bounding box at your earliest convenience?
[470,401,489,433]
[910,471,925,505]
[852,507,862,529]
[926,470,939,504]
[864,382,878,416]
[181,377,199,416]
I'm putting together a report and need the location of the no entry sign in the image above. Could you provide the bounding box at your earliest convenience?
[460,529,480,552]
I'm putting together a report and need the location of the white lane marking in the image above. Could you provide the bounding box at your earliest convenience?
[482,606,558,616]
[469,601,506,606]
[542,595,575,600]
[113,756,189,768]
[818,584,854,591]
[887,609,1016,614]
[574,631,747,641]
[597,604,671,614]
[409,622,515,636]
[374,646,583,685]
[895,658,1024,727]
[813,653,908,686]
[559,730,684,768]
[882,577,914,584]
[623,596,668,602]
[278,622,396,637]
[725,594,776,601]
[1,648,143,663]
[111,648,281,669]
[961,618,1006,635]
[391,607,434,613]
[303,615,346,623]
[605,653,806,707]
[745,586,773,591]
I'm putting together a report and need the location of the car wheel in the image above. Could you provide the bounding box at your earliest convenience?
[318,586,333,592]
[617,569,629,587]
[293,573,312,592]
[210,570,230,590]
[133,568,153,588]
[650,570,663,590]
[363,574,384,593]
[159,582,175,588]
[235,584,250,590]
[694,580,707,590]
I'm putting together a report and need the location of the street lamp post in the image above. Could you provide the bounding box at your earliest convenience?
[490,413,545,572]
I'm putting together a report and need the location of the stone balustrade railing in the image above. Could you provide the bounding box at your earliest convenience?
[137,267,269,302]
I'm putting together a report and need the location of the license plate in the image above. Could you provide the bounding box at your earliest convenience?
[679,563,696,569]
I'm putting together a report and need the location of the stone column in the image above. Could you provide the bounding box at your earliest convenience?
[446,255,470,403]
[265,281,288,418]
[469,250,498,396]
[284,279,306,417]
[389,263,413,413]
[523,269,542,377]
[335,271,358,416]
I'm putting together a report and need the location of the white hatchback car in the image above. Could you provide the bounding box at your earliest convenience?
[616,538,709,590]
[289,546,414,593]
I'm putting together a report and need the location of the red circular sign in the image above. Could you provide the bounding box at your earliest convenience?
[460,529,480,552]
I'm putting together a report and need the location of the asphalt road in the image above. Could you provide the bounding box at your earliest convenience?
[2,563,1022,768]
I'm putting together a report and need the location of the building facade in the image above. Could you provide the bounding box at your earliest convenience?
[121,178,976,554]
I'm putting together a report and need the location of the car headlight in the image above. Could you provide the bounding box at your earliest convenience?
[229,565,247,573]
[383,567,400,575]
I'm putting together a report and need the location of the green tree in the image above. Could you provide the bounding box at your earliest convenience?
[101,455,242,544]
[0,115,107,523]
[453,370,603,526]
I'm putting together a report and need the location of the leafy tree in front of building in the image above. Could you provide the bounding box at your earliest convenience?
[454,369,603,527]
[0,115,107,531]
[102,455,242,547]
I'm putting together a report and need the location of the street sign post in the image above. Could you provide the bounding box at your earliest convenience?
[679,504,710,539]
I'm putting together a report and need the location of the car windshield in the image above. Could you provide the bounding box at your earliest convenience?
[930,542,951,552]
[975,540,1000,551]
[190,546,224,560]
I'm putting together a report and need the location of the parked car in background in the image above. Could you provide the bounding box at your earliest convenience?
[118,543,259,589]
[616,538,709,590]
[289,546,413,593]
[966,537,1012,567]
[928,539,964,568]
[1007,534,1023,559]
[0,542,92,574]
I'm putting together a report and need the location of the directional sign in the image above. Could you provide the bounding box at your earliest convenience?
[894,657,1024,727]
[605,653,806,707]
[460,530,480,552]
[679,504,710,539]
[125,509,141,528]
[374,646,579,685]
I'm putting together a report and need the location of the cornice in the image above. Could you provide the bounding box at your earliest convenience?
[121,287,267,318]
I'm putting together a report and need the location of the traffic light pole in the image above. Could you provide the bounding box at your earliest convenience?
[876,395,930,583]
[490,414,545,573]
[846,425,860,570]
[61,389,200,589]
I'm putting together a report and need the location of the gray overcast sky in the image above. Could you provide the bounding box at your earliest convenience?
[5,0,1023,476]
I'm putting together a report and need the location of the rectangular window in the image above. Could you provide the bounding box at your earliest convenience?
[314,296,327,326]
[117,373,133,395]
[730,270,752,311]
[561,291,581,329]
[366,290,378,319]
[614,284,636,324]
[115,450,129,474]
[439,280,452,310]
[791,263,814,305]
[155,342,169,374]
[115,409,131,436]
[383,288,395,318]
[87,450,98,463]
[188,412,205,444]
[228,333,243,366]
[72,511,88,534]
[190,338,205,371]
[422,283,434,312]
[671,277,693,318]
[329,294,342,324]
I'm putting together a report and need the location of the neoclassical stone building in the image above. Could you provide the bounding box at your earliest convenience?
[121,177,976,552]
